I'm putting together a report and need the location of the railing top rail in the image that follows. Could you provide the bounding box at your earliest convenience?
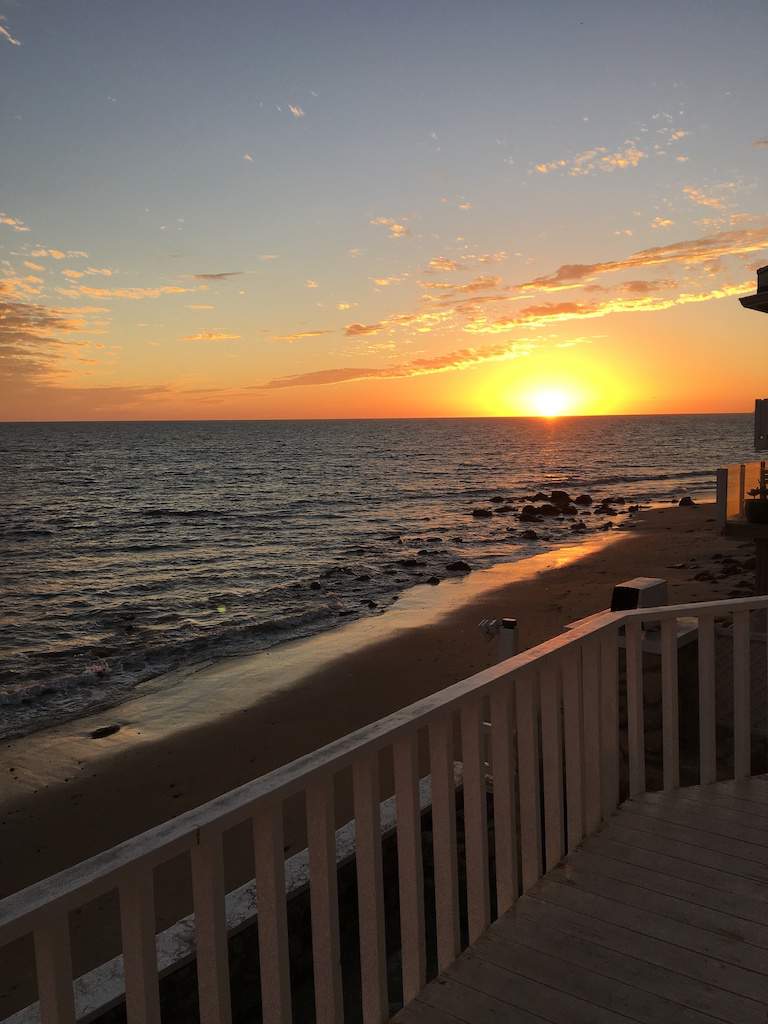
[2,592,766,944]
[0,608,621,944]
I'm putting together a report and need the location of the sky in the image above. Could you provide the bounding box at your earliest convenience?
[1,0,767,421]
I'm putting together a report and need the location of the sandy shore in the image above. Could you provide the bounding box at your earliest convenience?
[0,501,759,1012]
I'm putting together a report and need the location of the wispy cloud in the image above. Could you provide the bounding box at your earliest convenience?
[1,211,30,232]
[651,217,674,229]
[0,16,20,46]
[683,186,724,209]
[752,139,768,148]
[23,261,44,271]
[59,284,195,300]
[272,329,333,343]
[182,330,241,341]
[192,271,243,280]
[305,279,319,288]
[535,140,646,176]
[370,216,411,239]
[31,248,89,260]
[243,153,254,162]
[188,303,215,310]
[288,105,305,118]
[258,339,532,390]
[345,322,385,336]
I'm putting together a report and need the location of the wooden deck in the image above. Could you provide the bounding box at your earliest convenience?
[397,777,768,1024]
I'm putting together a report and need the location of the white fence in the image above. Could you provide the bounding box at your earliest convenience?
[2,595,768,1024]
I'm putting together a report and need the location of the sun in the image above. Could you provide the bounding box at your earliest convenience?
[529,387,572,418]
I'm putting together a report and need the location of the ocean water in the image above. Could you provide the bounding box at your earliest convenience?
[1,415,757,738]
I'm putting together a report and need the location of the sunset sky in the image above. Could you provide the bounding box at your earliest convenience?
[2,0,767,420]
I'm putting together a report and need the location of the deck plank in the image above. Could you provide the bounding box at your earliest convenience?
[395,778,768,1023]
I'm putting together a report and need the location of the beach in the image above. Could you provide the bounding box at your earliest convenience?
[0,500,760,1014]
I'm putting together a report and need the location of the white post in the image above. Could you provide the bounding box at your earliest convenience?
[498,618,519,661]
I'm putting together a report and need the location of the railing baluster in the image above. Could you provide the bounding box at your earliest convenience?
[120,869,161,1024]
[600,628,620,816]
[191,828,232,1024]
[625,619,645,797]
[393,731,426,1003]
[734,610,751,779]
[516,669,542,890]
[697,613,716,785]
[489,681,518,914]
[253,803,292,1024]
[661,618,680,791]
[540,661,564,871]
[427,714,460,970]
[34,916,75,1024]
[581,637,602,833]
[562,647,584,850]
[460,700,490,941]
[307,774,344,1024]
[352,752,388,1023]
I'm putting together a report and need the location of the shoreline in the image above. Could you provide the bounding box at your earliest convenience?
[0,502,753,896]
[0,500,760,1016]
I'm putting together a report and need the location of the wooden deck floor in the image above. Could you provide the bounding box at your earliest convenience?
[397,777,768,1024]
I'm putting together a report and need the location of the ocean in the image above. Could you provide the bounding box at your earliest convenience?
[1,415,757,738]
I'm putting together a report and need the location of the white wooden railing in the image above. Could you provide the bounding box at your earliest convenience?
[2,595,768,1024]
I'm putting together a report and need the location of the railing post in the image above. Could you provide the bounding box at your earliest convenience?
[307,774,344,1024]
[119,869,161,1024]
[34,916,76,1024]
[253,803,292,1024]
[562,647,584,849]
[661,618,680,791]
[352,752,389,1023]
[489,681,518,914]
[460,701,490,942]
[733,610,751,779]
[581,637,602,833]
[427,715,460,971]
[600,628,620,816]
[393,732,426,1003]
[697,614,717,785]
[540,660,564,871]
[516,669,542,890]
[625,620,646,797]
[191,828,232,1024]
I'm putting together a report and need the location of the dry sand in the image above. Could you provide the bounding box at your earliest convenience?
[0,501,759,1013]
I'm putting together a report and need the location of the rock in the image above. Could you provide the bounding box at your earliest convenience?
[532,491,550,502]
[536,503,560,517]
[679,496,696,507]
[521,529,539,540]
[490,496,504,503]
[446,560,471,572]
[550,490,572,506]
[495,505,514,514]
[398,558,426,568]
[608,496,626,505]
[309,581,322,590]
[628,504,640,513]
[668,562,686,570]
[363,599,377,608]
[570,520,587,532]
[91,724,120,739]
[574,493,593,506]
[598,522,614,531]
[471,508,494,518]
[355,574,372,582]
[427,576,441,585]
[519,505,542,523]
[451,537,464,543]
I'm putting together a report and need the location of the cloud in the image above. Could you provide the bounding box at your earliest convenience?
[0,296,101,385]
[243,153,254,162]
[535,141,646,176]
[424,252,508,274]
[31,248,89,260]
[651,217,674,229]
[272,329,333,343]
[426,257,464,273]
[61,284,194,300]
[370,216,411,239]
[683,186,724,209]
[337,302,352,310]
[345,322,385,336]
[753,139,768,148]
[463,281,753,334]
[306,279,319,288]
[0,16,20,46]
[0,212,29,232]
[257,339,532,390]
[188,303,215,309]
[421,275,501,294]
[288,105,305,118]
[371,275,405,287]
[182,330,241,341]
[0,275,45,298]
[23,261,44,271]
[518,225,768,292]
[192,271,243,280]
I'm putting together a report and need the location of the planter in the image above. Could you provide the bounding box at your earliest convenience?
[744,498,768,524]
